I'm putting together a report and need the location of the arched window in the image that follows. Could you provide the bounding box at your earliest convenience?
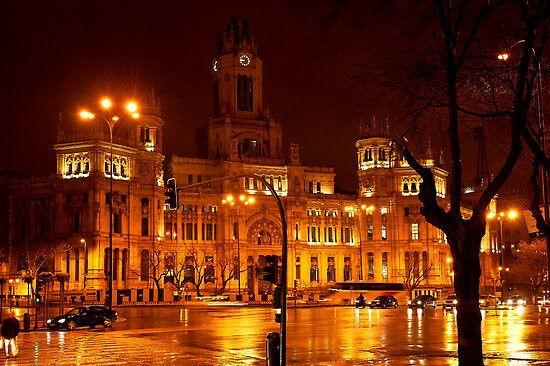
[140,250,149,281]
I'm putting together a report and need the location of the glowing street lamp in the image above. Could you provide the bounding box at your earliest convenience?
[79,98,139,311]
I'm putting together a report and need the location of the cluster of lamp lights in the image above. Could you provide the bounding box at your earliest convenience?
[222,194,255,206]
[79,99,140,121]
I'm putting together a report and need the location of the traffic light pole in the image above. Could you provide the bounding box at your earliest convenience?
[176,174,287,366]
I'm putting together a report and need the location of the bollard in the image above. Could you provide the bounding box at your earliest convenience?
[23,312,30,331]
[266,332,280,366]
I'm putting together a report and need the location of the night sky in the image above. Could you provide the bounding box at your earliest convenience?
[1,1,367,192]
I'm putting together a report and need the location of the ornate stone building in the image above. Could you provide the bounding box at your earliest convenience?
[6,17,458,301]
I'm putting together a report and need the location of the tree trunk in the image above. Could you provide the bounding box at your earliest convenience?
[452,234,483,366]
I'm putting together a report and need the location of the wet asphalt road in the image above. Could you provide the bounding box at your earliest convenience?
[6,304,550,365]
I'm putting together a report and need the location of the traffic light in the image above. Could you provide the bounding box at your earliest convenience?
[35,294,41,304]
[293,280,298,289]
[165,178,178,210]
[262,255,279,284]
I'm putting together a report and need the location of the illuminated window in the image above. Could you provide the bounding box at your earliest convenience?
[310,257,319,282]
[342,227,353,243]
[327,257,335,282]
[411,223,419,240]
[326,226,337,243]
[242,138,259,157]
[344,257,352,281]
[382,252,388,279]
[308,226,320,243]
[367,225,373,240]
[368,252,374,279]
[382,225,387,240]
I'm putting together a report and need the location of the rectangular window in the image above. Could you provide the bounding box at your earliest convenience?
[316,182,321,193]
[295,223,299,240]
[382,252,388,279]
[368,252,374,279]
[83,192,88,204]
[73,213,81,233]
[411,223,419,240]
[237,75,253,111]
[308,181,314,193]
[382,225,387,240]
[114,214,121,233]
[201,223,205,240]
[206,223,213,240]
[367,225,373,240]
[75,249,80,282]
[141,218,149,236]
[165,223,171,238]
[188,174,193,185]
[186,223,193,240]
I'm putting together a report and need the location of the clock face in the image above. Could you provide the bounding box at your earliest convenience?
[239,54,251,67]
[212,59,218,72]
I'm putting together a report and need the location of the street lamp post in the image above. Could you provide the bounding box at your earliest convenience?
[222,194,255,298]
[80,98,139,311]
[487,210,517,296]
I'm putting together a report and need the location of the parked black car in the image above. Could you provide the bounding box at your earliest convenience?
[47,306,118,330]
[369,296,398,309]
[408,295,438,309]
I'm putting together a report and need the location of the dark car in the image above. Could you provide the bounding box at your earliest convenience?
[369,296,398,309]
[47,306,118,330]
[408,295,438,309]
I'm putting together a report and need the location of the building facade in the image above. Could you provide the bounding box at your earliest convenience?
[6,18,461,301]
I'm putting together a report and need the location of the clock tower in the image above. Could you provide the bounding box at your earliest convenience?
[197,17,283,161]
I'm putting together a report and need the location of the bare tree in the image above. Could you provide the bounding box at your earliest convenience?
[312,1,550,364]
[131,248,165,290]
[215,241,240,294]
[512,238,548,302]
[185,242,213,297]
[398,261,434,299]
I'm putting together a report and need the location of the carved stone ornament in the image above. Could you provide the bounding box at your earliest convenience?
[248,219,281,245]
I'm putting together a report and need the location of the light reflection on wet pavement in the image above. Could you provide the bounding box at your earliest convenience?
[6,305,550,365]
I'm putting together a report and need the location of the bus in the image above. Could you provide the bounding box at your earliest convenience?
[326,282,407,306]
